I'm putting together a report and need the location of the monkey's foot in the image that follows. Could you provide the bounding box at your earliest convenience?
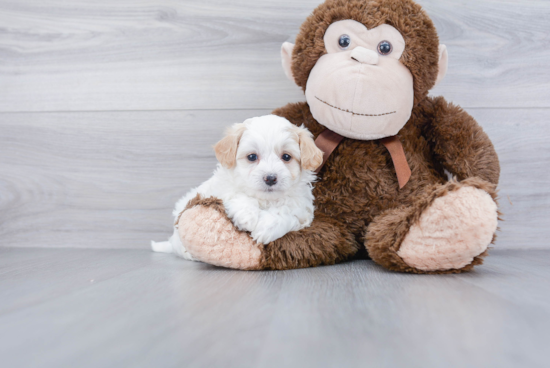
[178,202,261,270]
[366,179,499,274]
[397,186,498,272]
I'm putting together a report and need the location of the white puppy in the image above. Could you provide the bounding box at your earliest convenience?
[152,115,324,260]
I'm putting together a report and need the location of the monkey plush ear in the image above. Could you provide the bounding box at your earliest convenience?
[281,42,296,83]
[214,123,247,169]
[434,44,448,87]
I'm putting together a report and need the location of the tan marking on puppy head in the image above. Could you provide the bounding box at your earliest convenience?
[289,125,324,171]
[214,123,247,169]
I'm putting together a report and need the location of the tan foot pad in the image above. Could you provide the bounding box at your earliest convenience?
[398,187,498,271]
[178,206,261,270]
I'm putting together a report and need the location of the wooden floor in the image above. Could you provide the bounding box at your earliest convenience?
[0,248,549,368]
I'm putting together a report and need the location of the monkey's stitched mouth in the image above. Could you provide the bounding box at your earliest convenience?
[315,97,396,117]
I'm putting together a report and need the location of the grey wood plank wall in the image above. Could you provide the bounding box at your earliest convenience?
[1,0,549,250]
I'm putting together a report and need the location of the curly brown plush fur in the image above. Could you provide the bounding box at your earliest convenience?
[259,212,359,270]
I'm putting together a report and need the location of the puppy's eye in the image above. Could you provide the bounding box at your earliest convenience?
[377,40,393,55]
[247,154,258,162]
[282,154,292,162]
[338,34,351,50]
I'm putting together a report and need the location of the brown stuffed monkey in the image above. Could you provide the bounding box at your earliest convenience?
[177,0,500,274]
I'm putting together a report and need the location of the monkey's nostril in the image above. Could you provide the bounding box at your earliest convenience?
[264,174,277,186]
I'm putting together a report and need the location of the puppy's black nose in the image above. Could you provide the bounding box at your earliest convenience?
[264,174,277,186]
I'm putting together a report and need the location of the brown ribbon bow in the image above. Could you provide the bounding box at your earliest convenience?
[314,129,411,189]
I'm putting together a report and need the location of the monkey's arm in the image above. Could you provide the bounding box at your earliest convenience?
[260,211,359,270]
[420,96,500,185]
[178,195,359,270]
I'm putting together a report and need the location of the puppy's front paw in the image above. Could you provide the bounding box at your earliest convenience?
[251,228,278,245]
[231,208,260,233]
[251,213,289,244]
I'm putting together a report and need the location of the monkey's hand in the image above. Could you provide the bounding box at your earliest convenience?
[177,194,261,270]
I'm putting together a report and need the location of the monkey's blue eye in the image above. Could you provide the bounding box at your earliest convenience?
[378,40,393,55]
[338,34,351,50]
[282,154,292,162]
[247,154,257,162]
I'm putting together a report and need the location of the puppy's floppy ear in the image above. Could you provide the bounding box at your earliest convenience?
[290,125,324,171]
[214,123,247,169]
